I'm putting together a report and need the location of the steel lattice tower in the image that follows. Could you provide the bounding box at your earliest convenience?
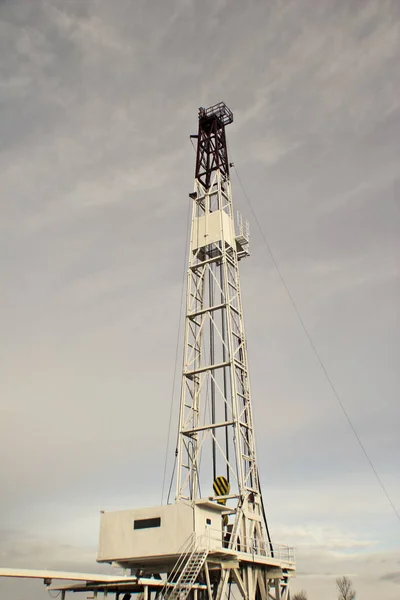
[175,103,294,600]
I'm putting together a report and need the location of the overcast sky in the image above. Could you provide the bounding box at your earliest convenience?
[0,1,399,599]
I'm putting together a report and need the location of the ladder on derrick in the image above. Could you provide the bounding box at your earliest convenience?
[161,534,208,600]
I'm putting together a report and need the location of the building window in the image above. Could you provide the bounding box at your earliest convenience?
[134,517,161,530]
[206,518,212,525]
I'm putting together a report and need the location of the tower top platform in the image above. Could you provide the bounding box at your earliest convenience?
[199,102,233,126]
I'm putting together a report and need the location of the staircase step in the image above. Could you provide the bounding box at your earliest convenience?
[163,540,208,600]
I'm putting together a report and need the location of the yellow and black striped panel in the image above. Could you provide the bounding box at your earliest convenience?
[213,476,230,504]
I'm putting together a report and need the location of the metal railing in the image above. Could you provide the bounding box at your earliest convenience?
[159,527,295,600]
[236,211,250,246]
[200,102,234,126]
[159,532,208,600]
[196,528,295,564]
[235,211,250,258]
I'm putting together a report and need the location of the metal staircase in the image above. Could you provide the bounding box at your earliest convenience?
[161,534,208,600]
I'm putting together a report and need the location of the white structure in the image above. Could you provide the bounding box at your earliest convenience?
[0,103,295,600]
[98,501,227,565]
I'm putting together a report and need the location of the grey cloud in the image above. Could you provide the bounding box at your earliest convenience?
[381,572,400,584]
[1,1,399,599]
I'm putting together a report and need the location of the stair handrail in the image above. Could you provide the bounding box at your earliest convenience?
[158,532,197,600]
[171,546,207,588]
[166,546,208,600]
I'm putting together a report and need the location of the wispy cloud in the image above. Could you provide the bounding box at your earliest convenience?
[1,2,399,600]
